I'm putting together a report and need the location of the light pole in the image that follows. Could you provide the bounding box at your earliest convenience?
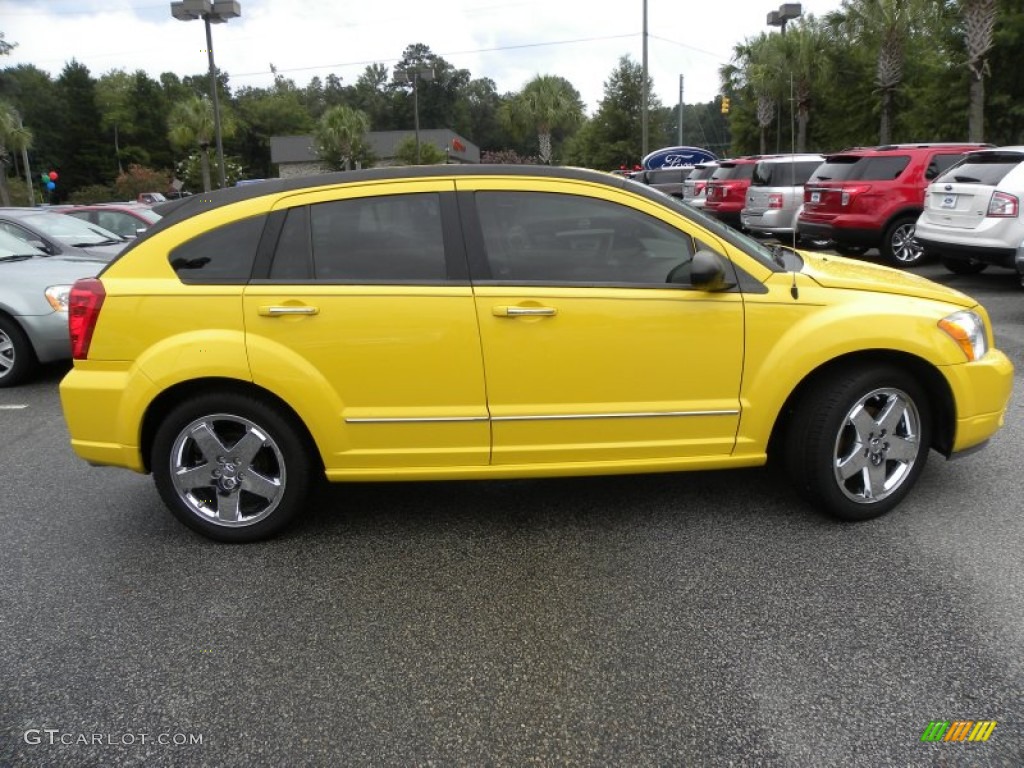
[767,2,802,34]
[170,0,240,189]
[641,0,649,158]
[395,66,435,164]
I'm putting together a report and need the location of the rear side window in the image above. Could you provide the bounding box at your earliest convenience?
[168,215,265,283]
[307,193,446,282]
[812,155,910,182]
[936,152,1024,185]
[646,168,690,184]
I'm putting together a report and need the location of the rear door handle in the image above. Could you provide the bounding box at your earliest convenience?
[492,306,557,317]
[258,305,319,317]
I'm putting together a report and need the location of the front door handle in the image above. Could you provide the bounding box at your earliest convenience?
[492,306,558,317]
[258,305,320,317]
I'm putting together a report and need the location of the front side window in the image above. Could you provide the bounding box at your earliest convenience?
[307,193,446,281]
[168,215,266,283]
[474,191,697,286]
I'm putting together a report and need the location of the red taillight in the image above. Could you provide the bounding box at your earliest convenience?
[68,278,105,360]
[695,181,707,194]
[768,193,783,209]
[987,191,1019,217]
[840,184,871,207]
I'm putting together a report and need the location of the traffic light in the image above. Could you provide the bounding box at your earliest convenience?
[720,97,731,114]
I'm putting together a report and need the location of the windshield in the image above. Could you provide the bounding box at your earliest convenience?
[18,213,124,245]
[0,229,46,258]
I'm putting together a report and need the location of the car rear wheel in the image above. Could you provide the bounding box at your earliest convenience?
[941,256,988,275]
[0,315,38,388]
[784,366,931,522]
[882,216,926,267]
[152,392,313,542]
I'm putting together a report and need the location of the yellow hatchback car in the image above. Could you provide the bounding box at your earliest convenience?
[60,166,1013,541]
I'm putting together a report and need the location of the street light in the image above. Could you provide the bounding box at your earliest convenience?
[394,66,435,164]
[767,3,802,34]
[170,0,240,189]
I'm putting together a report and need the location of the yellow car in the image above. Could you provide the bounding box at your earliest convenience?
[59,166,1014,541]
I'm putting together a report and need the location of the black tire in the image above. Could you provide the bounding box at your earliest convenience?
[0,314,38,388]
[151,392,313,542]
[881,216,926,267]
[797,235,833,250]
[784,365,931,522]
[834,244,869,257]
[941,256,988,275]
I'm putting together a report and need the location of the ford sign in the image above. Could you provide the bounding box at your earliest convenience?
[642,146,717,170]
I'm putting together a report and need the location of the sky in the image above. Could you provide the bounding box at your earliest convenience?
[2,0,844,115]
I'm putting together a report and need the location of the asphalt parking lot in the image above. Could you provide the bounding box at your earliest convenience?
[1,258,1022,767]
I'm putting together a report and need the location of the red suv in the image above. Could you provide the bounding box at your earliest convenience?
[703,157,766,229]
[798,143,990,266]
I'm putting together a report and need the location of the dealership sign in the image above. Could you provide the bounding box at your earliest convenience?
[642,146,717,170]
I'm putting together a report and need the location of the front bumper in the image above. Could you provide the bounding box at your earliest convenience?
[944,348,1014,455]
[19,311,72,365]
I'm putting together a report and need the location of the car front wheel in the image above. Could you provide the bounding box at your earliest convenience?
[152,392,312,542]
[0,315,37,388]
[784,366,931,522]
[883,216,926,267]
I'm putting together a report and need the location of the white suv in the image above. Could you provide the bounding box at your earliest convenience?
[916,146,1024,284]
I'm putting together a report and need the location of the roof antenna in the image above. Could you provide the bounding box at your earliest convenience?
[790,267,799,300]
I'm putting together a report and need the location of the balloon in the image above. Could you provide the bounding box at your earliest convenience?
[40,173,48,184]
[48,171,58,181]
[46,181,55,191]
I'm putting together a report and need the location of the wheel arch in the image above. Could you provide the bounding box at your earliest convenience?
[139,377,324,474]
[768,350,956,460]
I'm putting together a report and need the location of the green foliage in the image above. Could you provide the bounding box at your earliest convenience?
[175,152,244,191]
[480,149,541,164]
[55,60,110,199]
[314,104,372,171]
[114,164,171,201]
[392,135,447,165]
[69,184,118,204]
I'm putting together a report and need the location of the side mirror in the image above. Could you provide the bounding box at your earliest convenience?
[690,249,735,292]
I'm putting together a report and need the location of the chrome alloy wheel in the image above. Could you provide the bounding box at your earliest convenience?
[832,387,922,504]
[168,413,286,527]
[0,327,14,379]
[890,221,924,265]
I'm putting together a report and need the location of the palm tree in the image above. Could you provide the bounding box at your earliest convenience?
[510,75,584,164]
[314,105,370,171]
[828,0,942,144]
[167,95,235,192]
[780,18,833,153]
[962,0,997,142]
[722,34,786,154]
[0,101,32,206]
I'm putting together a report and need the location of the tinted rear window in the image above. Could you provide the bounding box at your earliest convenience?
[689,166,717,181]
[937,152,1024,185]
[752,160,823,186]
[712,164,756,181]
[168,215,265,283]
[811,155,910,182]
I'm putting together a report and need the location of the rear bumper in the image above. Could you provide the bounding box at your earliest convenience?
[916,236,1019,271]
[798,220,880,247]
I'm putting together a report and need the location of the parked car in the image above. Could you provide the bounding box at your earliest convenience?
[681,161,718,203]
[741,154,825,243]
[60,165,1013,541]
[915,146,1024,284]
[704,157,765,229]
[798,143,990,266]
[0,208,129,261]
[0,230,106,387]
[638,166,692,198]
[59,203,162,240]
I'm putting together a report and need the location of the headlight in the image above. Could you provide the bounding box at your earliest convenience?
[44,285,72,312]
[938,310,988,361]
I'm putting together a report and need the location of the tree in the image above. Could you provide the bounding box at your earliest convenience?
[96,69,135,174]
[314,105,371,171]
[115,164,171,201]
[961,0,998,141]
[781,18,833,152]
[168,94,235,191]
[0,100,32,206]
[55,60,110,198]
[827,0,943,144]
[505,75,585,164]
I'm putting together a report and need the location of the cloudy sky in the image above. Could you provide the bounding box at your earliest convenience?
[2,0,843,113]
